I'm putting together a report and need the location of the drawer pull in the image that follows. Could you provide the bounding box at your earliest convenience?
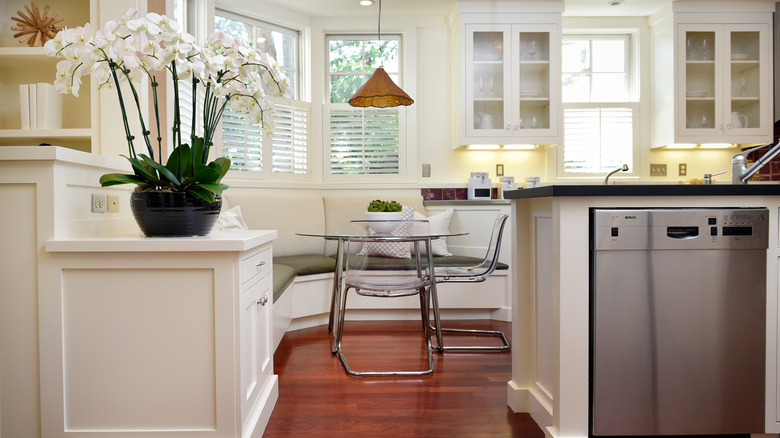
[257,296,268,306]
[256,261,266,269]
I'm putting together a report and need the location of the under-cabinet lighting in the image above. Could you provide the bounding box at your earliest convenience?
[466,144,501,150]
[503,144,538,150]
[665,143,698,149]
[699,143,734,149]
[360,0,374,5]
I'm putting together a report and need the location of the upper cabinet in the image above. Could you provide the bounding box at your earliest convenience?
[652,2,774,147]
[454,2,564,148]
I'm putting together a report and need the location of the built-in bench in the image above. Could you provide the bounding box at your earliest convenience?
[223,190,511,350]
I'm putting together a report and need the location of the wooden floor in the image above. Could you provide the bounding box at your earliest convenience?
[263,319,544,437]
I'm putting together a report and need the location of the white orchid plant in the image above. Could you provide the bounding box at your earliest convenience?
[45,9,292,203]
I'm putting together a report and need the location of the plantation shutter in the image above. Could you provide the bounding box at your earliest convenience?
[272,102,309,174]
[175,79,201,147]
[222,110,263,172]
[562,106,634,173]
[329,108,399,175]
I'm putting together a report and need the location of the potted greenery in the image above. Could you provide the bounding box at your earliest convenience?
[364,199,404,233]
[45,9,291,236]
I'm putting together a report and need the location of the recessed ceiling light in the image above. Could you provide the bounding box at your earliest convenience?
[360,0,374,6]
[608,0,625,5]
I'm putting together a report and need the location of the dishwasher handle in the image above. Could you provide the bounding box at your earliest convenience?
[667,226,699,239]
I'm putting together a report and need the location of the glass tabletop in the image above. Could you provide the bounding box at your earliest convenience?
[296,231,467,241]
[297,219,467,241]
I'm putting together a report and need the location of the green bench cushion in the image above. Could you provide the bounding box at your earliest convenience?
[273,264,297,303]
[273,254,337,276]
[272,253,506,302]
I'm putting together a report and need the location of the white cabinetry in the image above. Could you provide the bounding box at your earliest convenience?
[454,2,563,148]
[652,2,773,147]
[42,231,278,437]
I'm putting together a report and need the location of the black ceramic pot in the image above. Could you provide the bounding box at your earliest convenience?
[130,191,221,237]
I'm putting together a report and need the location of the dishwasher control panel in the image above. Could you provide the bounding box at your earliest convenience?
[591,208,769,251]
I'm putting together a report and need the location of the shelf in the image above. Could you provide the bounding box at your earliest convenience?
[0,128,92,140]
[474,59,503,64]
[474,97,504,102]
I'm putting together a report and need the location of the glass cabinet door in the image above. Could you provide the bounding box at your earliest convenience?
[678,23,769,142]
[516,31,550,132]
[467,26,510,136]
[727,29,761,133]
[682,29,717,131]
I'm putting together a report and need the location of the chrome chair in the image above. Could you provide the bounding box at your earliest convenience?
[333,219,439,377]
[429,213,511,352]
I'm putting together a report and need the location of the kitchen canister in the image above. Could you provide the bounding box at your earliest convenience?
[499,176,517,199]
[468,172,492,200]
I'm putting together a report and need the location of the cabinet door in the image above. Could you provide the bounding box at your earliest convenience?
[724,24,770,139]
[239,275,273,427]
[677,22,771,144]
[465,24,512,138]
[678,24,720,137]
[513,24,559,139]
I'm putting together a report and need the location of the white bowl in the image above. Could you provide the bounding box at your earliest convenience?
[363,211,403,234]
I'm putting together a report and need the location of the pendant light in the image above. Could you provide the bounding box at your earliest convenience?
[348,0,414,108]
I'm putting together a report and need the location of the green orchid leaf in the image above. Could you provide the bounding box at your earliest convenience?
[99,173,148,187]
[140,154,181,188]
[190,163,220,184]
[187,186,216,203]
[193,183,226,196]
[165,143,193,179]
[126,156,165,185]
[211,157,232,183]
[192,136,206,166]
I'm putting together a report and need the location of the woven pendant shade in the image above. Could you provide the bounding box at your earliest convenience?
[348,67,414,108]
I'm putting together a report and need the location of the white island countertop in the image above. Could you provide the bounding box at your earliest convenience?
[46,229,277,253]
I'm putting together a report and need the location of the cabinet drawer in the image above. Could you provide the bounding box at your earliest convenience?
[240,247,271,286]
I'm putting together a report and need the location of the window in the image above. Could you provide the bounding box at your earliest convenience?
[212,12,309,176]
[326,35,405,178]
[560,33,638,176]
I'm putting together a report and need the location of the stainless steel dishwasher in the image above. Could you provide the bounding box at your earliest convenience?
[590,208,768,437]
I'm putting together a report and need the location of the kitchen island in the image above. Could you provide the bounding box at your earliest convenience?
[504,184,780,438]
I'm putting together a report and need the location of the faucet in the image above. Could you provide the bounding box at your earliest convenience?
[732,140,780,184]
[604,164,629,185]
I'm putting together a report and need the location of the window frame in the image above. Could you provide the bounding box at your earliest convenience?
[324,33,409,182]
[206,10,310,181]
[557,29,641,179]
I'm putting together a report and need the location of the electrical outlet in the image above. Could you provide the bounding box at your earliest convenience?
[679,163,687,176]
[496,164,504,177]
[650,164,667,177]
[107,195,120,212]
[422,163,431,178]
[91,194,106,213]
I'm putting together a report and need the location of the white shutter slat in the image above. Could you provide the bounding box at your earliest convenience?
[272,102,309,174]
[329,108,399,175]
[563,106,633,173]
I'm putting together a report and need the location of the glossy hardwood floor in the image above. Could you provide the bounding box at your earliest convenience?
[263,319,544,437]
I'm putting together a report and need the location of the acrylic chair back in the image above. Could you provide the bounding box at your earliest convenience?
[435,213,509,283]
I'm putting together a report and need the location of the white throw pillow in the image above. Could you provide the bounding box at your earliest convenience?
[412,208,454,256]
[357,206,414,259]
[215,205,249,231]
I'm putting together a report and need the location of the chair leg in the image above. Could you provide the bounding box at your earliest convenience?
[429,324,511,352]
[328,239,344,332]
[335,287,434,377]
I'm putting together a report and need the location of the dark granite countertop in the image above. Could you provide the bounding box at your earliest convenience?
[503,184,780,199]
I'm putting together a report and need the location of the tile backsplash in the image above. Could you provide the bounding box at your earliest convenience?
[422,187,498,200]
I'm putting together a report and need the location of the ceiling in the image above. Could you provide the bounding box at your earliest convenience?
[259,0,674,18]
